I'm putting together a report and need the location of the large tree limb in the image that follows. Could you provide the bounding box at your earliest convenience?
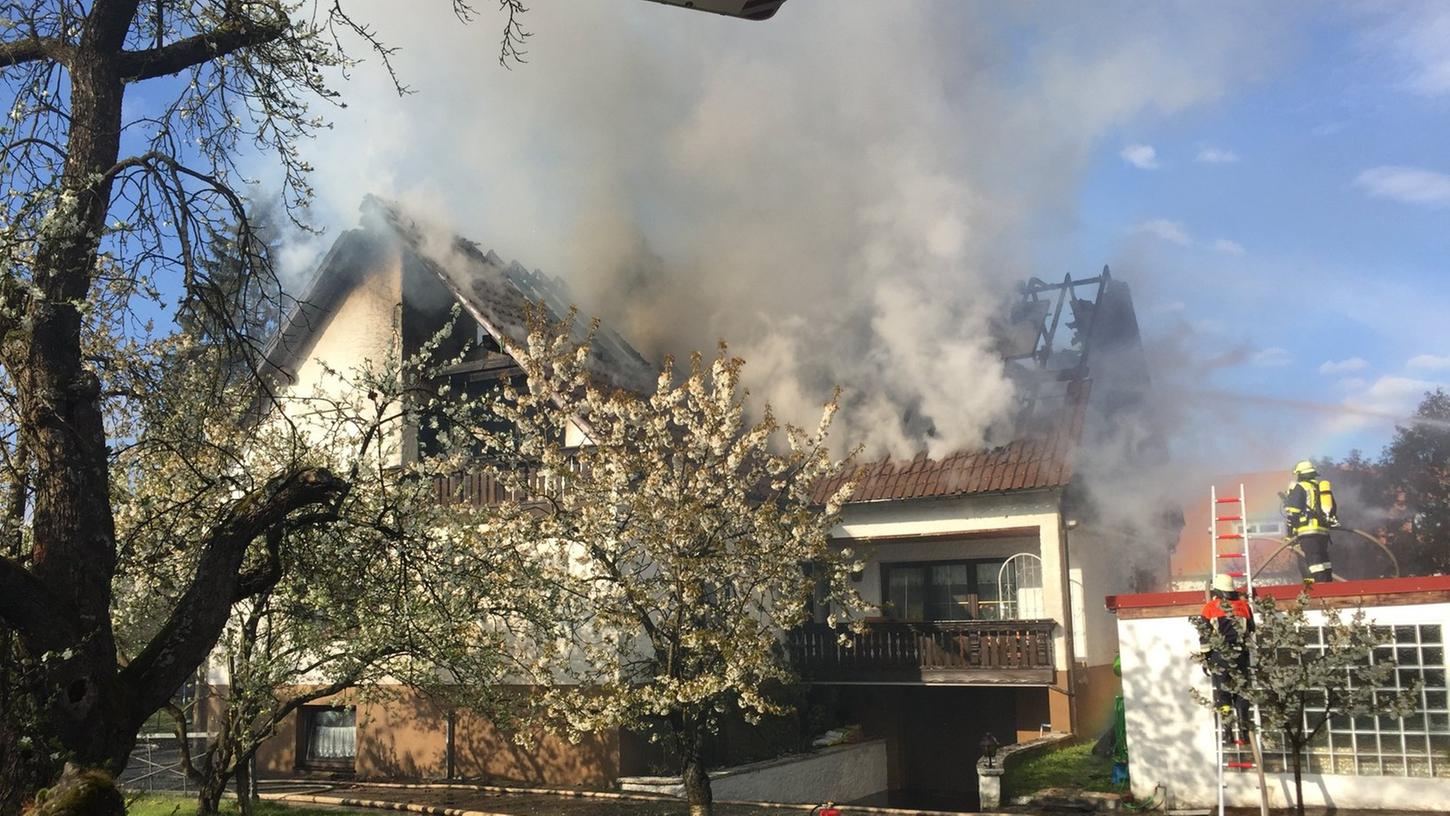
[119,15,288,82]
[84,0,144,53]
[0,37,71,68]
[119,467,345,720]
[0,555,74,653]
[233,524,285,602]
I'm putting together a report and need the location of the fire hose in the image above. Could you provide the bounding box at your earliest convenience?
[1248,528,1400,582]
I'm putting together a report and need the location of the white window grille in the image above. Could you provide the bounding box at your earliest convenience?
[997,553,1044,620]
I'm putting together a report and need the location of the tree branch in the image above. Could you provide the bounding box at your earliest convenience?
[119,15,288,82]
[233,524,285,602]
[0,37,71,68]
[119,467,346,719]
[0,555,74,653]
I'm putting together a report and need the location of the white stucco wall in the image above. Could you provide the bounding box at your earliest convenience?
[1117,601,1450,810]
[619,739,888,804]
[832,491,1075,669]
[1067,528,1136,668]
[277,249,405,464]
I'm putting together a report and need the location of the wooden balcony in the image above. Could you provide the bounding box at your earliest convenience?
[787,620,1057,685]
[431,466,574,507]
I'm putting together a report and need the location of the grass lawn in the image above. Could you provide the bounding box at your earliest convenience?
[1000,739,1120,801]
[126,793,361,816]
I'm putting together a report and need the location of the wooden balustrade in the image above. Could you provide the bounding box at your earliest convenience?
[431,464,577,507]
[787,619,1057,685]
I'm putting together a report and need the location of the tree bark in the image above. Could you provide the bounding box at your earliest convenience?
[197,772,228,816]
[235,754,256,816]
[0,3,311,811]
[675,714,714,816]
[8,1,139,782]
[1291,742,1304,816]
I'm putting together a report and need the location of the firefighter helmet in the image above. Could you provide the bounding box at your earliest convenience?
[1293,459,1318,479]
[1212,573,1236,594]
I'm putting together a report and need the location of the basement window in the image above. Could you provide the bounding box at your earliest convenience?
[297,706,356,772]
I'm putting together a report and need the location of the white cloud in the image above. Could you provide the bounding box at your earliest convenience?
[1407,353,1450,370]
[1196,146,1239,163]
[1319,357,1369,375]
[1212,238,1245,255]
[1374,2,1450,97]
[1328,374,1446,433]
[1252,347,1293,367]
[1354,165,1450,205]
[1120,143,1160,169]
[1133,218,1190,245]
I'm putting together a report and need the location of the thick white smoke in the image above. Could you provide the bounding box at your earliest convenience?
[285,1,1289,458]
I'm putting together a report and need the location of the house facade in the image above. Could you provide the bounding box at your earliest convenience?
[227,200,1173,807]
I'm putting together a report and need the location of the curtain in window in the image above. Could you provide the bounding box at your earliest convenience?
[886,567,925,621]
[306,708,356,760]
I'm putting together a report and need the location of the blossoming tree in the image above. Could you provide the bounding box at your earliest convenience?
[475,316,862,816]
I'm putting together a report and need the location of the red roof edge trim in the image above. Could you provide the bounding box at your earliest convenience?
[1105,575,1450,612]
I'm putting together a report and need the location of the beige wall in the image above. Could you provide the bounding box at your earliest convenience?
[251,685,623,786]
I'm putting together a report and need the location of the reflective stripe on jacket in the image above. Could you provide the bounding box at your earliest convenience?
[1284,478,1336,535]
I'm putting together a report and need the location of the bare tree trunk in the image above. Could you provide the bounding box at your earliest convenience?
[675,714,714,816]
[235,754,256,816]
[197,772,228,816]
[1291,742,1305,816]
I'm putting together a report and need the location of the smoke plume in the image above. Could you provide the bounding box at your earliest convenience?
[283,1,1288,458]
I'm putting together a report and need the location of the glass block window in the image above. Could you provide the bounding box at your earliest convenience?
[1247,623,1449,778]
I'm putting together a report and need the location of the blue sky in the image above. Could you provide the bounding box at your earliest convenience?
[1052,4,1450,466]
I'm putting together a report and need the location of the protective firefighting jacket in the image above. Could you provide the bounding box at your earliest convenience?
[1283,478,1338,537]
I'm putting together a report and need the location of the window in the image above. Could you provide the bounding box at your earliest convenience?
[881,559,1009,621]
[1246,624,1449,779]
[298,706,356,771]
[1244,520,1285,536]
[1226,519,1286,537]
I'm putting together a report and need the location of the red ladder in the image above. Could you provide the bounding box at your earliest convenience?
[1209,484,1268,816]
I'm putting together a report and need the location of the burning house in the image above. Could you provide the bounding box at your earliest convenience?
[224,198,1175,807]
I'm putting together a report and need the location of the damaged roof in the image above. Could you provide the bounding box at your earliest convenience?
[266,197,656,395]
[814,377,1090,504]
[367,198,657,394]
[816,270,1138,505]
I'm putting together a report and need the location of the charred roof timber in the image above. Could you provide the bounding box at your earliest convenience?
[1000,267,1118,420]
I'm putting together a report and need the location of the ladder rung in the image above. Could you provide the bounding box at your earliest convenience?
[1225,761,1254,769]
[1217,552,1243,558]
[1217,533,1244,540]
[1216,515,1242,522]
[1216,497,1240,503]
[1224,571,1245,578]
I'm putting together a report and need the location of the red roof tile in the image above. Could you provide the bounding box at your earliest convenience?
[816,379,1090,504]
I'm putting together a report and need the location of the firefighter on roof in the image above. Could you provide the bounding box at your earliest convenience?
[1283,459,1340,583]
[1194,573,1255,744]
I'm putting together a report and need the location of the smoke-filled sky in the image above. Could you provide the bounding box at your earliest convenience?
[251,0,1449,470]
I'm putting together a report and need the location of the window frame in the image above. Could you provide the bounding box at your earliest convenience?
[295,705,358,773]
[879,557,1012,622]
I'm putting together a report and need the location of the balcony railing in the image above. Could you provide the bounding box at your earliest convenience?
[787,619,1057,685]
[431,464,576,507]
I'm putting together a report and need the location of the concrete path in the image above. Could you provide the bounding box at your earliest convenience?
[260,782,1013,816]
